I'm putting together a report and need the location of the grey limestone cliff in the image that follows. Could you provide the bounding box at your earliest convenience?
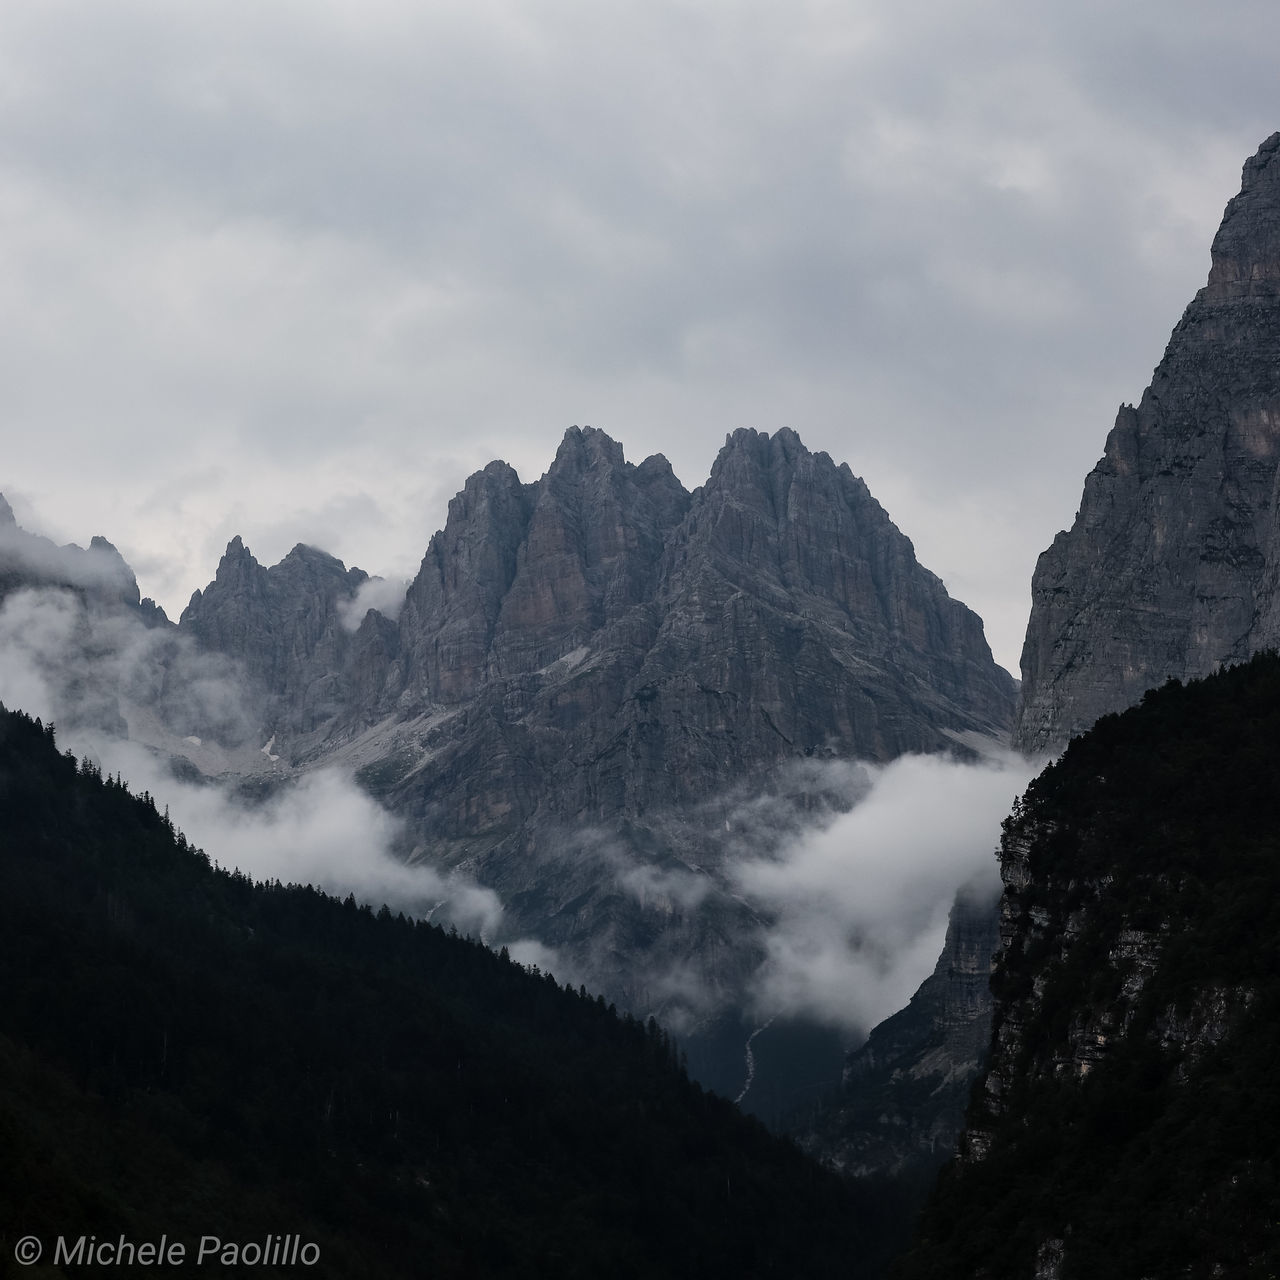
[171,426,1016,1024]
[799,883,1000,1180]
[1017,132,1280,752]
[180,538,370,738]
[898,656,1280,1277]
[814,134,1280,1189]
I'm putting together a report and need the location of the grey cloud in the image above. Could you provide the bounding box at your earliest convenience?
[567,824,716,915]
[0,584,260,748]
[82,729,508,941]
[0,2,1276,678]
[550,752,1019,1042]
[730,750,1036,1037]
[0,582,509,940]
[616,862,713,915]
[337,575,408,632]
[0,522,139,598]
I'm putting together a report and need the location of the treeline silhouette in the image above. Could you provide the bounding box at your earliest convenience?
[898,653,1280,1278]
[0,705,894,1278]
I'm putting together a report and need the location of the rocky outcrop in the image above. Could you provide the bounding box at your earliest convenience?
[899,654,1280,1278]
[798,883,1000,1180]
[165,426,1014,1025]
[0,430,1015,1116]
[0,497,159,617]
[1017,133,1280,751]
[180,538,370,737]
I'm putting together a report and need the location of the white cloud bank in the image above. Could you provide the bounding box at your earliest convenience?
[0,572,1034,1032]
[0,584,507,940]
[336,574,409,631]
[733,751,1036,1035]
[0,0,1274,675]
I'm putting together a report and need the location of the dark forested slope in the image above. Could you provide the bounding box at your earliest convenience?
[898,653,1280,1279]
[0,705,880,1279]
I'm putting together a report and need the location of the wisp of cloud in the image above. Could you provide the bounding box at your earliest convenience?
[732,750,1036,1037]
[0,583,508,942]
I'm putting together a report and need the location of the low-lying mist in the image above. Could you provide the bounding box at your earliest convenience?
[0,584,506,939]
[731,751,1035,1037]
[577,749,1035,1045]
[0,564,1036,1051]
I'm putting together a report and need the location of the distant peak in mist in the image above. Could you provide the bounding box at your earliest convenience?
[0,504,143,607]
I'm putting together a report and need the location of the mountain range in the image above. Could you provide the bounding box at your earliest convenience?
[4,127,1280,1277]
[0,421,1017,1112]
[0,702,880,1278]
[810,130,1280,1197]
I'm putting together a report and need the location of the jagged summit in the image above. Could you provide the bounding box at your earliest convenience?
[181,533,369,736]
[1207,131,1280,297]
[167,423,1015,1021]
[178,424,1015,762]
[0,501,141,609]
[549,423,628,473]
[1016,133,1280,752]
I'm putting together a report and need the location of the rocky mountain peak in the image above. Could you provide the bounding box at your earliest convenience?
[87,536,141,606]
[207,534,258,585]
[391,429,695,703]
[157,425,1015,1049]
[182,535,370,739]
[1206,131,1280,297]
[1016,133,1280,752]
[706,427,811,509]
[0,505,141,610]
[548,423,627,476]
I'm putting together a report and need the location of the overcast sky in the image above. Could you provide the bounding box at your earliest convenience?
[1,1,1276,673]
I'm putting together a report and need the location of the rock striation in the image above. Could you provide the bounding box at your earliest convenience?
[169,426,1015,1023]
[0,429,1016,1130]
[798,883,1000,1181]
[181,538,370,738]
[822,132,1280,1195]
[1017,132,1280,752]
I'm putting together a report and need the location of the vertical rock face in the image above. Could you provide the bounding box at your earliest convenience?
[395,460,534,705]
[165,426,1015,1024]
[388,429,693,711]
[824,133,1280,1192]
[812,133,1280,1229]
[490,427,688,676]
[1017,133,1280,752]
[646,428,1014,777]
[899,656,1280,1278]
[180,538,369,736]
[377,428,1013,841]
[798,885,1001,1180]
